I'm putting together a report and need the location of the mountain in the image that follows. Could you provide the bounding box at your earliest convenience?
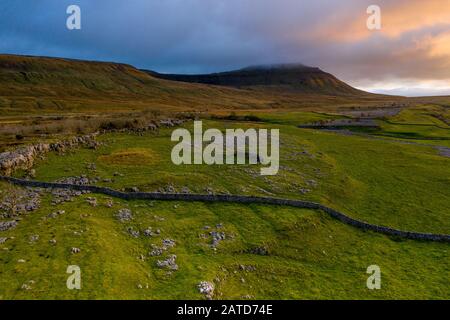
[0,54,265,114]
[146,63,365,96]
[0,54,388,116]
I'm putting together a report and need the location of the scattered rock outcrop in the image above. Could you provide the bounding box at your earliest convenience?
[149,246,164,257]
[29,234,39,243]
[86,197,97,207]
[56,176,91,186]
[21,280,35,291]
[143,227,160,237]
[0,134,98,176]
[156,254,178,270]
[239,264,256,272]
[71,247,81,254]
[0,220,18,231]
[198,281,214,300]
[158,119,185,128]
[127,226,140,238]
[150,238,175,256]
[0,144,49,176]
[200,223,229,248]
[162,238,176,248]
[98,118,186,136]
[105,199,114,208]
[248,246,269,256]
[47,210,65,219]
[0,187,41,216]
[210,231,226,248]
[51,183,89,205]
[116,208,133,222]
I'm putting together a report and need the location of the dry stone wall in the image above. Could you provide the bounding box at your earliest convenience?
[0,134,98,176]
[1,175,448,243]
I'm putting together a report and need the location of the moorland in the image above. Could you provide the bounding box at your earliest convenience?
[0,54,449,299]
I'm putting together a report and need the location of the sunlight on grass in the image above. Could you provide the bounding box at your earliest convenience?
[98,148,160,166]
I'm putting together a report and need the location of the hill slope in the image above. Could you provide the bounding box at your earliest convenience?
[0,54,257,100]
[146,64,366,96]
[0,55,392,116]
[0,54,268,114]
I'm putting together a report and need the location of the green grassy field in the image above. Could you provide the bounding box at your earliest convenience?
[377,105,450,146]
[26,119,450,233]
[0,193,448,299]
[1,111,449,299]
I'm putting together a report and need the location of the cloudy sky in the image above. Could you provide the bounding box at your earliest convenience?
[1,0,450,96]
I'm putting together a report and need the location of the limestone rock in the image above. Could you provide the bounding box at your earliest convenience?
[198,281,214,300]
